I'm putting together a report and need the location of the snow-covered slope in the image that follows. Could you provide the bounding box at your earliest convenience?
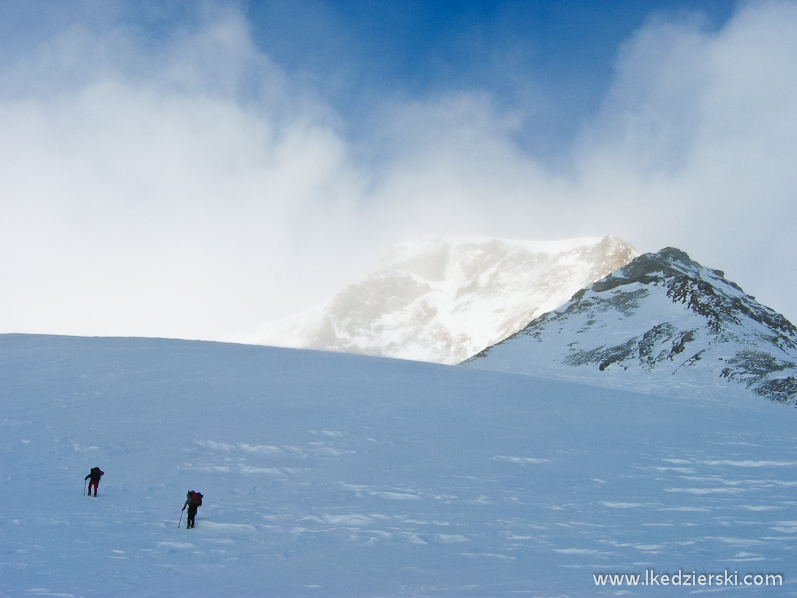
[252,236,637,364]
[2,334,796,597]
[464,248,797,405]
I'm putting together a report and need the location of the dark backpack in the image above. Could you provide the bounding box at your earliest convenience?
[188,491,203,506]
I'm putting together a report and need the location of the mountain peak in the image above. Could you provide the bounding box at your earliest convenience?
[592,247,719,290]
[252,236,638,364]
[465,248,797,405]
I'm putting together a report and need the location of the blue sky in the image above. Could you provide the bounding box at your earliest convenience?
[245,0,735,164]
[1,0,796,341]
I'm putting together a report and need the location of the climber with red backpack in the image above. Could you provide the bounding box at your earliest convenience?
[182,490,203,528]
[84,467,104,497]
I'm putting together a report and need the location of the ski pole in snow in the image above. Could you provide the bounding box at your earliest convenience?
[84,479,87,496]
[178,510,183,529]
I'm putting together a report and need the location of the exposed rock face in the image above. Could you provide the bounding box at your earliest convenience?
[253,236,638,364]
[465,248,797,405]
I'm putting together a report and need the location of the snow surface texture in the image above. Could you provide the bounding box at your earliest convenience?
[2,334,797,597]
[465,248,797,405]
[252,236,638,364]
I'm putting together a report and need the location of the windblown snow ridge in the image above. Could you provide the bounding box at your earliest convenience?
[252,236,638,364]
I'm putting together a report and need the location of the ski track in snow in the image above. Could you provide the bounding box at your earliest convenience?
[1,335,797,596]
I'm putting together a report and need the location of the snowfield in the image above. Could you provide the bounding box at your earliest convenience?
[2,334,797,596]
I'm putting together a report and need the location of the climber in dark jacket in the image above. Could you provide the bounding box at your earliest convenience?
[84,467,104,497]
[182,490,203,528]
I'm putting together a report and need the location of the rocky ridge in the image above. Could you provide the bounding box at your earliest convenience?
[464,248,797,405]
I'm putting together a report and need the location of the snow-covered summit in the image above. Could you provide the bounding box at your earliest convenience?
[253,236,638,364]
[464,248,797,405]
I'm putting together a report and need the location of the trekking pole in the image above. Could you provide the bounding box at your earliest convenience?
[84,479,87,496]
[178,509,183,529]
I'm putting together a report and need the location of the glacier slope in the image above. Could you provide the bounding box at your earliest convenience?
[1,334,796,597]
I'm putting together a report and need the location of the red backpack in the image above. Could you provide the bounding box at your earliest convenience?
[188,491,203,506]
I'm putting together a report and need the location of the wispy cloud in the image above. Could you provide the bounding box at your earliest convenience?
[1,1,796,340]
[0,5,364,338]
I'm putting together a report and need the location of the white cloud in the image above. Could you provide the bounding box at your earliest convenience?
[0,6,365,339]
[2,1,797,340]
[569,0,797,315]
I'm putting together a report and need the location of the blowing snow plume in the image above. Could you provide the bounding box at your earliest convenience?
[251,236,637,363]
